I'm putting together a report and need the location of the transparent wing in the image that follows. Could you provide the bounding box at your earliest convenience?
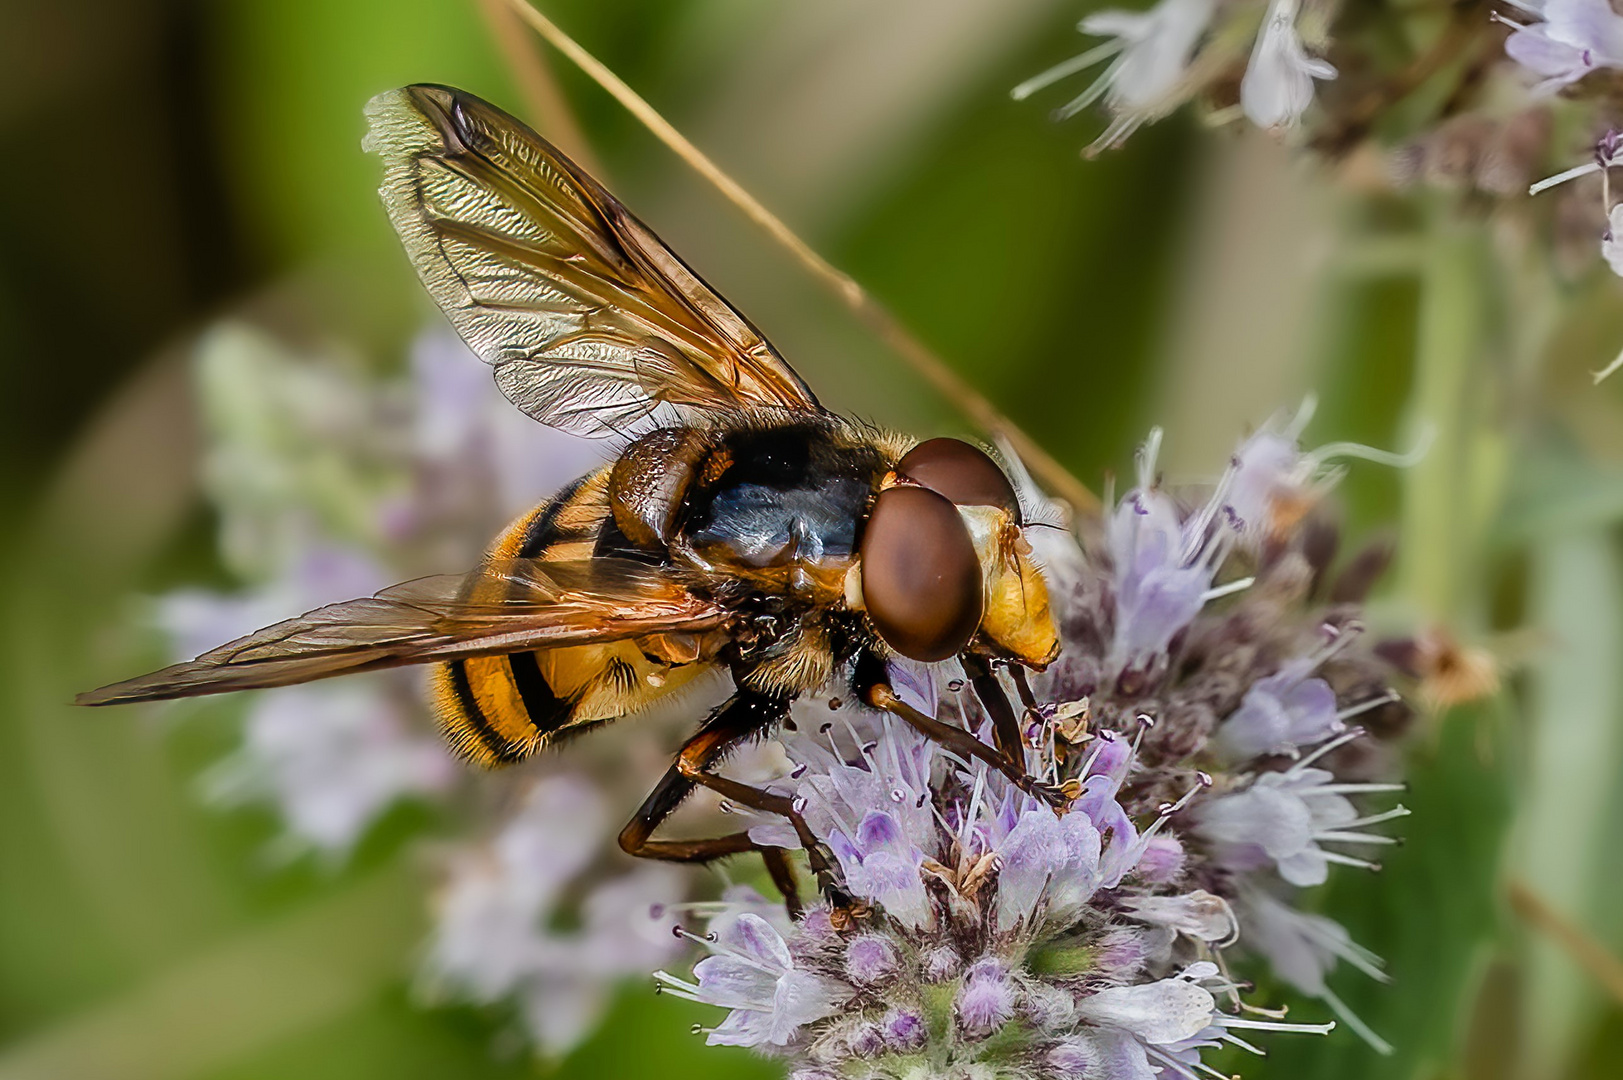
[78,558,729,705]
[363,83,821,436]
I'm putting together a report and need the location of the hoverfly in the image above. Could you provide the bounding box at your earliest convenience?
[81,85,1064,906]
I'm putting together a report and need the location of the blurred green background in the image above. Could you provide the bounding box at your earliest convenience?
[2,1,1621,1078]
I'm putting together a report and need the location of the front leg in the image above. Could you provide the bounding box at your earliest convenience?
[960,653,1027,764]
[855,652,1075,811]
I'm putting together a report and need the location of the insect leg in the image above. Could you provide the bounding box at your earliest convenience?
[855,654,1074,811]
[759,847,800,909]
[672,750,850,909]
[1007,663,1042,715]
[620,763,806,914]
[617,688,837,914]
[960,654,1026,764]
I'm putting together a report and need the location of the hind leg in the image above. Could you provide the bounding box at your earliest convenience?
[618,688,846,916]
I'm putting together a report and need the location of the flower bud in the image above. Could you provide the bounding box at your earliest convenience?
[844,934,899,985]
[922,944,963,983]
[1135,834,1186,884]
[883,1009,927,1052]
[956,958,1015,1037]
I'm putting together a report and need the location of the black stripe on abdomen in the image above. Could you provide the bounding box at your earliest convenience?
[505,478,587,742]
[507,652,572,736]
[446,659,527,765]
[518,475,588,558]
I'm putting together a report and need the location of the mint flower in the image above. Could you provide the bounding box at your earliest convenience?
[674,912,846,1047]
[655,700,1332,1075]
[1195,731,1409,887]
[1013,0,1217,149]
[423,777,686,1055]
[1237,888,1395,1053]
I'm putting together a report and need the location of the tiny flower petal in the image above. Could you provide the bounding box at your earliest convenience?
[994,807,1070,931]
[1504,0,1623,93]
[1078,0,1217,111]
[1076,977,1216,1044]
[844,935,899,984]
[1241,0,1337,130]
[1134,834,1187,884]
[1217,663,1342,760]
[1604,204,1623,277]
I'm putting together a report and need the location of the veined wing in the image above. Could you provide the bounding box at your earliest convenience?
[78,559,729,705]
[363,84,820,436]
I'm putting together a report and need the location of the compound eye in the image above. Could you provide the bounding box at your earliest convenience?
[860,485,983,662]
[897,438,1022,523]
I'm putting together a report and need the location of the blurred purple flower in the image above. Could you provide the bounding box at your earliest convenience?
[167,320,682,1055]
[424,776,686,1055]
[1239,888,1394,1053]
[200,681,454,860]
[159,541,390,661]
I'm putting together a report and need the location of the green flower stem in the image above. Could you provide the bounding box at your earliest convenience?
[1400,208,1501,625]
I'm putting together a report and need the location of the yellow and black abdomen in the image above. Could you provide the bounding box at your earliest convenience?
[430,469,706,767]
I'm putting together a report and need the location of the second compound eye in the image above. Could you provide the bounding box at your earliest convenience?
[896,438,1022,523]
[860,485,983,662]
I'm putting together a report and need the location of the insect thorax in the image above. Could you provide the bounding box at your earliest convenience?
[609,416,896,584]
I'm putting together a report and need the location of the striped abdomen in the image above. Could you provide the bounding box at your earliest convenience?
[430,469,708,766]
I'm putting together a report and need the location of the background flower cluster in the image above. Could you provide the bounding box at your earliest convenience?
[151,322,695,1057]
